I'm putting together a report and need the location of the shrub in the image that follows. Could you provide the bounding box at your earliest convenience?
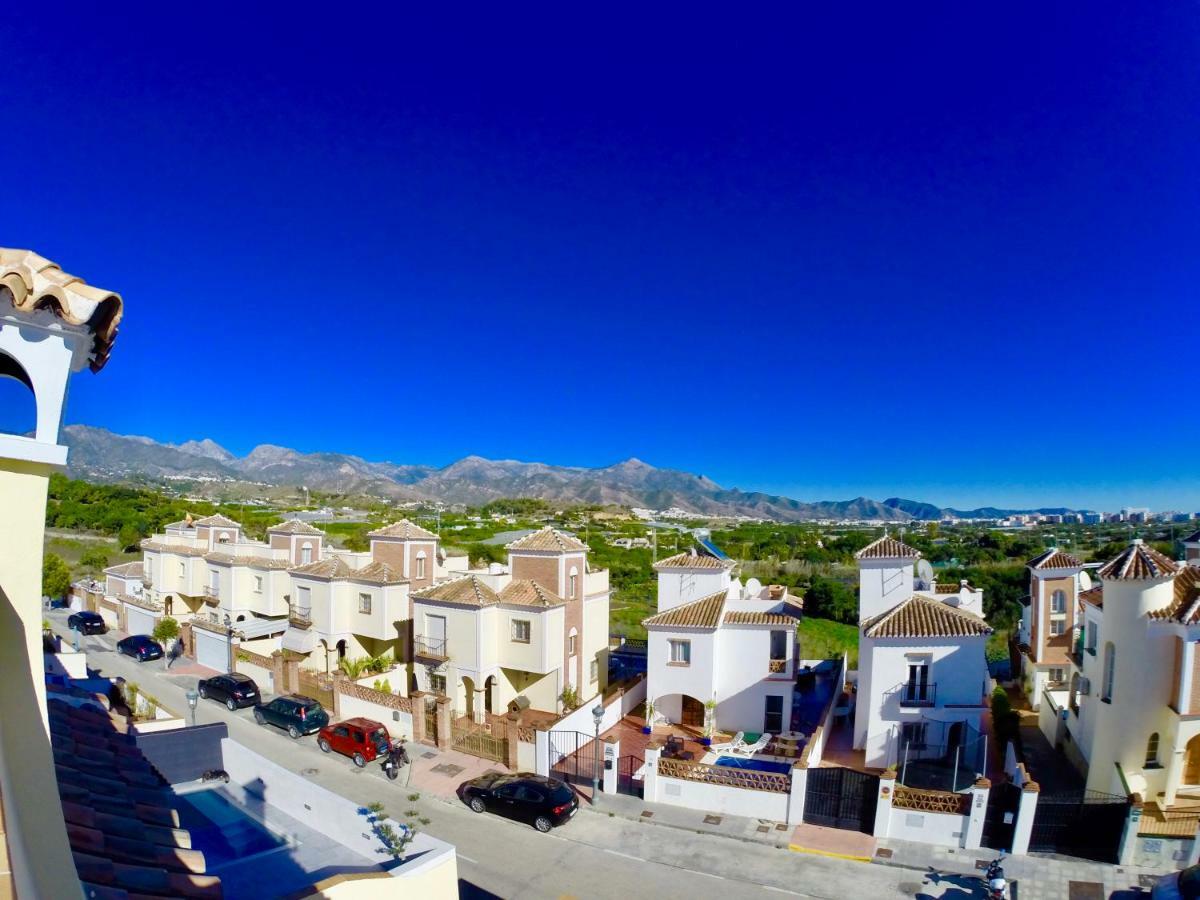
[559,685,580,711]
[152,617,180,645]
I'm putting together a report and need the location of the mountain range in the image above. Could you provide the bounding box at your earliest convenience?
[61,425,1085,522]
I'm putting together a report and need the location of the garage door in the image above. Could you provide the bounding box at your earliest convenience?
[125,605,157,637]
[194,628,231,673]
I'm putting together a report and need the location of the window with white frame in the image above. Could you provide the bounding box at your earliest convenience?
[1146,732,1161,768]
[1050,619,1065,636]
[568,630,577,656]
[358,592,372,614]
[1047,667,1065,684]
[568,567,578,598]
[668,639,691,665]
[590,660,599,682]
[301,543,312,564]
[296,585,311,611]
[416,551,426,579]
[511,619,531,643]
[178,562,185,577]
[253,575,263,593]
[1051,589,1066,613]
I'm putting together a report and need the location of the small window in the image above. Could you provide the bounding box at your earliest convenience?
[429,673,447,694]
[359,592,372,614]
[568,632,577,655]
[301,543,312,564]
[770,630,788,660]
[511,619,531,643]
[590,660,599,682]
[1102,642,1115,702]
[569,567,578,598]
[764,695,784,733]
[668,639,691,665]
[1086,622,1097,653]
[1047,667,1065,684]
[902,721,928,749]
[1051,589,1066,613]
[1050,619,1065,636]
[253,575,263,593]
[1146,733,1161,768]
[415,551,426,580]
[178,562,185,577]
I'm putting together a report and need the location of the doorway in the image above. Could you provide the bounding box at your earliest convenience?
[1186,735,1200,784]
[681,695,704,727]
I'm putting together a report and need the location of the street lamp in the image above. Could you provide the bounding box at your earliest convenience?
[223,614,234,674]
[185,689,199,728]
[591,702,605,801]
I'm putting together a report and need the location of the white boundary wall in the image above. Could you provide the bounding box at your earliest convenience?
[337,691,415,740]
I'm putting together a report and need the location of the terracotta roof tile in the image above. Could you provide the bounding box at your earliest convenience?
[1098,541,1178,581]
[1028,548,1082,570]
[643,591,726,629]
[194,514,240,528]
[289,556,356,579]
[506,526,588,553]
[346,560,407,585]
[498,580,566,608]
[205,552,291,570]
[0,248,124,371]
[268,518,323,536]
[1079,585,1104,609]
[412,574,499,607]
[653,552,734,571]
[1149,567,1200,624]
[855,535,921,560]
[862,594,992,638]
[139,540,207,557]
[103,561,143,578]
[723,610,799,625]
[367,518,439,540]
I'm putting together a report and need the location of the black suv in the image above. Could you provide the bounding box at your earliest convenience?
[253,694,329,739]
[67,611,107,635]
[197,673,260,711]
[116,635,164,661]
[460,773,578,832]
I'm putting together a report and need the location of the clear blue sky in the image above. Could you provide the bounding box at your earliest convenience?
[2,6,1197,511]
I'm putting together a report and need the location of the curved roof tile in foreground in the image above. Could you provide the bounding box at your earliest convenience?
[1028,548,1083,570]
[1098,540,1178,581]
[0,248,123,371]
[367,519,439,541]
[653,552,734,571]
[1149,567,1200,624]
[506,526,588,553]
[862,594,992,638]
[268,518,324,536]
[854,535,921,561]
[412,574,500,607]
[642,591,727,630]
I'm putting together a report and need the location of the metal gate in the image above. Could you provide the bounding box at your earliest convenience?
[295,669,335,711]
[618,755,644,797]
[981,781,1022,852]
[424,701,439,745]
[803,767,879,833]
[1029,790,1129,862]
[549,730,600,788]
[452,722,508,763]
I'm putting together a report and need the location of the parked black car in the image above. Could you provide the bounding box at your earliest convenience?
[117,635,164,661]
[253,694,329,739]
[460,773,578,832]
[67,611,107,635]
[197,673,260,711]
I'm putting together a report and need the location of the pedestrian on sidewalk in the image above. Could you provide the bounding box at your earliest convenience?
[167,637,184,669]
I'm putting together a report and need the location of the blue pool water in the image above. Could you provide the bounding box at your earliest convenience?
[715,755,792,775]
[175,790,284,867]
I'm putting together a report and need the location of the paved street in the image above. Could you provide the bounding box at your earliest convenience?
[48,611,1144,899]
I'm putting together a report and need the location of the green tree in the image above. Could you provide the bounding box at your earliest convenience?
[803,577,858,624]
[79,546,110,575]
[42,553,71,600]
[117,523,143,552]
[152,617,180,645]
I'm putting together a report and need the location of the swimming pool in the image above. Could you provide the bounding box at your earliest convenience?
[714,755,792,775]
[175,789,285,867]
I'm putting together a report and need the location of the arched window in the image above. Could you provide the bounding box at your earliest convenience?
[568,627,578,657]
[1102,642,1116,702]
[569,565,579,599]
[1051,589,1066,614]
[1146,733,1161,768]
[415,550,427,580]
[301,543,312,564]
[0,351,36,438]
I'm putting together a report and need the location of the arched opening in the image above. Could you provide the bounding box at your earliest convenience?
[415,550,427,580]
[681,695,705,728]
[235,614,245,622]
[336,639,347,662]
[462,675,476,720]
[568,565,579,599]
[319,639,330,674]
[484,675,496,715]
[1146,732,1161,769]
[409,671,418,694]
[0,351,36,438]
[1186,735,1200,784]
[1069,672,1080,713]
[947,721,964,753]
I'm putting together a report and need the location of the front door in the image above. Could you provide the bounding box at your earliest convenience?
[681,696,705,727]
[1187,736,1200,784]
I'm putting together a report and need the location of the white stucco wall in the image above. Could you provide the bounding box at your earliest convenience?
[858,559,915,622]
[656,568,731,613]
[647,628,717,721]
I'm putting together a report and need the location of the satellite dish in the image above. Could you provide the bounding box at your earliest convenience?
[917,560,935,587]
[1079,571,1092,592]
[744,577,763,597]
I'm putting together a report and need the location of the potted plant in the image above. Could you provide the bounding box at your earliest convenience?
[642,699,654,735]
[701,698,717,746]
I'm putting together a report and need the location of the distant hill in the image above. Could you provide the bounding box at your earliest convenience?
[61,425,1085,522]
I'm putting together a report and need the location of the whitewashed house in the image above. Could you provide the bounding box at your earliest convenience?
[852,535,992,770]
[643,550,804,735]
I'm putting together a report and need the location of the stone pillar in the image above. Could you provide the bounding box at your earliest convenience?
[603,736,619,794]
[1012,780,1039,855]
[505,714,521,771]
[964,777,990,850]
[535,727,551,776]
[284,657,300,695]
[788,762,808,825]
[1166,748,1185,806]
[270,651,285,696]
[330,672,343,720]
[410,691,428,745]
[1118,794,1143,867]
[874,769,896,839]
[435,695,453,750]
[643,742,662,803]
[180,622,194,660]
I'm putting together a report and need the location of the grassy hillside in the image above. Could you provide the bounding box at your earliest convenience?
[797,616,859,669]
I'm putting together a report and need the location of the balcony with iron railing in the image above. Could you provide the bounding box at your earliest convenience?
[288,607,313,629]
[413,636,449,662]
[202,584,219,606]
[898,681,937,708]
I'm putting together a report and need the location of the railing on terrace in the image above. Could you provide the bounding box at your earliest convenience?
[899,682,937,707]
[657,757,790,794]
[413,636,449,661]
[288,607,313,629]
[769,658,787,674]
[892,785,970,816]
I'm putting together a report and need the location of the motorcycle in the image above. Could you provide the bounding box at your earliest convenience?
[984,853,1009,900]
[381,739,410,781]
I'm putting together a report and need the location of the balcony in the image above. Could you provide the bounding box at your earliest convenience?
[899,682,937,708]
[202,584,219,606]
[288,607,313,630]
[413,636,449,663]
[768,658,787,675]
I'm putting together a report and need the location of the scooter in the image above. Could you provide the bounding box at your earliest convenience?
[381,739,410,781]
[984,852,1009,900]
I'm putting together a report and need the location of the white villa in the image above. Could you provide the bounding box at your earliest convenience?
[409,526,610,720]
[853,535,993,770]
[642,549,805,736]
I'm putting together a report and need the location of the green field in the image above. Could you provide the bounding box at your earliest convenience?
[797,616,859,669]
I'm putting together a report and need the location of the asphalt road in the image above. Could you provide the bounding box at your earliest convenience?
[47,610,975,900]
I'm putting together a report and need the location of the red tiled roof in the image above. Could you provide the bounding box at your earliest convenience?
[1098,541,1178,581]
[653,552,733,571]
[855,535,921,560]
[1149,567,1200,624]
[367,518,438,540]
[268,518,323,535]
[1079,585,1104,610]
[643,591,726,629]
[862,594,992,638]
[1028,548,1082,570]
[506,527,588,553]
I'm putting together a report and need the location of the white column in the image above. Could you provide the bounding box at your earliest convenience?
[1181,642,1196,714]
[874,770,895,839]
[643,743,662,803]
[535,728,550,777]
[788,764,808,825]
[1167,747,1185,806]
[1011,784,1039,855]
[964,778,989,850]
[603,736,619,794]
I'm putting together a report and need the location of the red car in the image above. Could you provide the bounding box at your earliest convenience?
[317,717,391,767]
